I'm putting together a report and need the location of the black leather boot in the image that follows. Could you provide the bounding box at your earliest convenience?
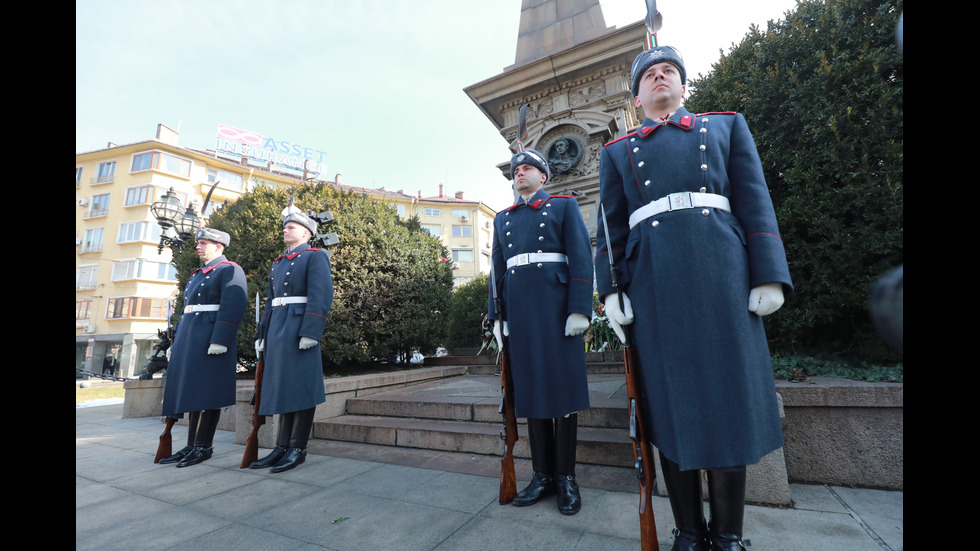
[177,409,220,468]
[249,412,294,469]
[660,452,710,551]
[512,418,556,506]
[707,469,749,551]
[554,414,582,515]
[271,408,315,473]
[159,411,200,464]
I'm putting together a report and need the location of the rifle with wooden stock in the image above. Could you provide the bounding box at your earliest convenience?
[492,263,518,504]
[153,416,177,463]
[154,301,177,463]
[601,204,659,550]
[241,292,266,468]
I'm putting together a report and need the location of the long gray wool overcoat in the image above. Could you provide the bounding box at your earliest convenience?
[595,108,793,470]
[489,188,594,419]
[256,242,333,416]
[162,256,247,417]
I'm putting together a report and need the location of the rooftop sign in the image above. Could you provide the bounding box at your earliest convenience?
[215,124,326,177]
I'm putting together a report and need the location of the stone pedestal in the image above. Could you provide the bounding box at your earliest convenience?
[122,379,165,418]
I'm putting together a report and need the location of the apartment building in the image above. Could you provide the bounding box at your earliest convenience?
[76,124,496,378]
[334,181,497,288]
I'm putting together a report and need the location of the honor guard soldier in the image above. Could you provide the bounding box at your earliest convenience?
[250,207,334,473]
[595,45,793,551]
[489,149,595,515]
[159,228,247,467]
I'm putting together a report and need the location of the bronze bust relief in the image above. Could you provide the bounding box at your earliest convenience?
[547,137,583,174]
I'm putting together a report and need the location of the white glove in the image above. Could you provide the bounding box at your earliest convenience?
[748,283,785,316]
[565,313,590,336]
[299,336,318,350]
[208,343,227,355]
[603,293,634,343]
[254,339,265,354]
[492,320,511,348]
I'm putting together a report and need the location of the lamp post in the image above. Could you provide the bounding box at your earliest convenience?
[151,187,201,254]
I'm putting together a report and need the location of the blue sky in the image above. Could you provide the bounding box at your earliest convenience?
[76,0,799,212]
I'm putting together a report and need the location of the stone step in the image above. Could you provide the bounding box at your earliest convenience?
[313,415,634,468]
[312,373,635,469]
[345,386,628,428]
[425,352,629,376]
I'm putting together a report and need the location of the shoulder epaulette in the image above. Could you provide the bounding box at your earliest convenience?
[604,132,635,147]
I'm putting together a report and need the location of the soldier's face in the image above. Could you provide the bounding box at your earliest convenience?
[634,62,685,113]
[514,164,546,195]
[196,239,222,262]
[283,221,311,247]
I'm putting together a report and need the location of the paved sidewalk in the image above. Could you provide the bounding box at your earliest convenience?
[76,403,902,550]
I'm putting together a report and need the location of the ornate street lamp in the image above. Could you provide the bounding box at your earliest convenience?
[151,187,201,254]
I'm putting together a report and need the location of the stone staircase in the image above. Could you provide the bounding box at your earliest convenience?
[306,349,793,505]
[311,349,636,470]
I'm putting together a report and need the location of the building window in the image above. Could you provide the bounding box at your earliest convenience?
[452,249,474,262]
[211,169,244,191]
[82,228,104,253]
[124,185,157,206]
[76,299,93,321]
[76,166,83,188]
[89,193,110,217]
[451,209,468,218]
[117,221,161,244]
[96,161,116,184]
[249,176,276,190]
[106,296,171,320]
[396,204,405,218]
[111,258,177,281]
[452,225,472,237]
[424,208,440,217]
[131,150,192,178]
[421,224,441,236]
[76,264,98,290]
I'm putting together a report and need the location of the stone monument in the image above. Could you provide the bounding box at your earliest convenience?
[464,0,648,240]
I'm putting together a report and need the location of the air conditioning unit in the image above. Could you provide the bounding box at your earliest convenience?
[460,214,469,222]
[75,237,83,245]
[77,198,89,206]
[84,325,95,333]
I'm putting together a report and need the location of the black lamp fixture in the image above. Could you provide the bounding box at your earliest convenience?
[151,187,201,254]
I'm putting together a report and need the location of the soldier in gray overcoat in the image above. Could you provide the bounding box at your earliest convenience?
[489,150,594,515]
[249,209,333,473]
[594,46,793,551]
[159,228,247,467]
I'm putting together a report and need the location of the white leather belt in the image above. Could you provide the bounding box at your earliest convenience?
[506,253,568,269]
[629,192,731,229]
[272,296,307,307]
[183,304,219,313]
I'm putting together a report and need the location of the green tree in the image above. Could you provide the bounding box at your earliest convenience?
[172,184,454,374]
[684,0,903,361]
[446,273,491,351]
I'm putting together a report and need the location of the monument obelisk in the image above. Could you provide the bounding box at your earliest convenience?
[464,0,646,239]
